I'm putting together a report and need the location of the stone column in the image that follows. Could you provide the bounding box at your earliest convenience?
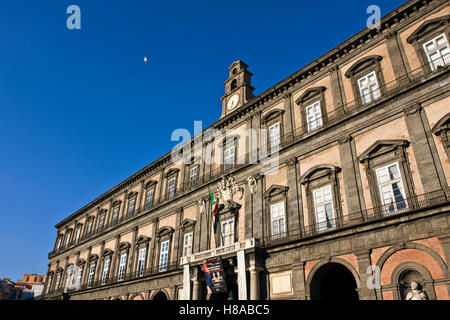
[237,250,248,300]
[109,236,120,280]
[329,65,346,115]
[128,227,138,275]
[183,264,191,300]
[192,279,201,300]
[283,93,294,142]
[286,157,301,237]
[249,267,261,300]
[386,30,410,85]
[355,249,378,300]
[148,218,159,273]
[172,208,183,265]
[96,241,105,282]
[137,179,145,213]
[82,247,92,285]
[292,258,307,300]
[438,235,450,297]
[404,104,447,192]
[338,135,366,220]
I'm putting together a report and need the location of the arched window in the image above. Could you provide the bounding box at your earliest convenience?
[231,79,238,91]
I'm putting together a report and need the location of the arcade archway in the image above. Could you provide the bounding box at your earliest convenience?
[310,262,359,301]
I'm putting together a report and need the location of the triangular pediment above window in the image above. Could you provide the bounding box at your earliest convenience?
[345,55,383,78]
[264,184,289,199]
[432,112,450,136]
[295,86,327,105]
[358,140,410,163]
[218,134,240,148]
[300,164,341,184]
[112,200,122,207]
[407,15,450,43]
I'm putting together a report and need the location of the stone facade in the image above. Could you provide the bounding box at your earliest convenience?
[42,0,450,300]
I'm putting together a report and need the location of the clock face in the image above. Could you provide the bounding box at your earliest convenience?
[227,94,240,110]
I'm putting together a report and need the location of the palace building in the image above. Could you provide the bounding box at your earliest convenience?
[42,0,450,300]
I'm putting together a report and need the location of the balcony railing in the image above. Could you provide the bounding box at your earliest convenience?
[262,187,450,245]
[41,187,450,299]
[48,55,450,258]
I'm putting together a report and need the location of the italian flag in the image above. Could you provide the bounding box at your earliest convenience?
[210,191,219,234]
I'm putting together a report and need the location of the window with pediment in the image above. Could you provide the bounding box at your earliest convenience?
[345,55,385,106]
[165,168,180,200]
[157,227,174,272]
[219,134,240,172]
[264,185,289,240]
[180,219,196,257]
[135,236,150,277]
[295,87,328,132]
[358,140,415,216]
[144,180,157,210]
[407,15,450,73]
[262,109,285,153]
[300,165,343,233]
[432,112,450,159]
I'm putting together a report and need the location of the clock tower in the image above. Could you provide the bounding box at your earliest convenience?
[221,60,254,118]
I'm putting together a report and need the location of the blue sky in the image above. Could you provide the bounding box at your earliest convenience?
[0,0,405,281]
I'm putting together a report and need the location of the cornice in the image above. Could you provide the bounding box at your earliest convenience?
[54,0,440,230]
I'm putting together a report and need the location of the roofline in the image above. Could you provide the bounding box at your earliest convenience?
[54,0,438,228]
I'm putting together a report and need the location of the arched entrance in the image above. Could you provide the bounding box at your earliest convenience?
[310,262,359,301]
[153,291,168,301]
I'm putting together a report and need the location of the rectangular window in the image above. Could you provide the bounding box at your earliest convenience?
[144,189,154,210]
[183,232,193,257]
[75,268,83,289]
[189,167,198,186]
[269,122,281,148]
[87,263,95,288]
[111,207,119,225]
[127,198,136,217]
[136,248,147,277]
[159,240,170,272]
[270,202,286,239]
[55,273,61,290]
[306,101,323,131]
[75,228,81,244]
[101,259,110,284]
[86,221,93,237]
[423,33,450,71]
[65,233,71,248]
[167,178,176,199]
[221,218,235,246]
[358,71,380,104]
[46,276,52,294]
[98,215,105,232]
[313,185,335,231]
[375,162,407,214]
[56,238,61,250]
[224,147,235,171]
[117,254,127,281]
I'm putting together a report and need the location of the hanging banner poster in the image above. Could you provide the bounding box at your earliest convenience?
[202,256,227,294]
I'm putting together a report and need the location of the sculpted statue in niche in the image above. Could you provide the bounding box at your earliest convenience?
[399,269,428,300]
[405,281,428,300]
[247,176,258,195]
